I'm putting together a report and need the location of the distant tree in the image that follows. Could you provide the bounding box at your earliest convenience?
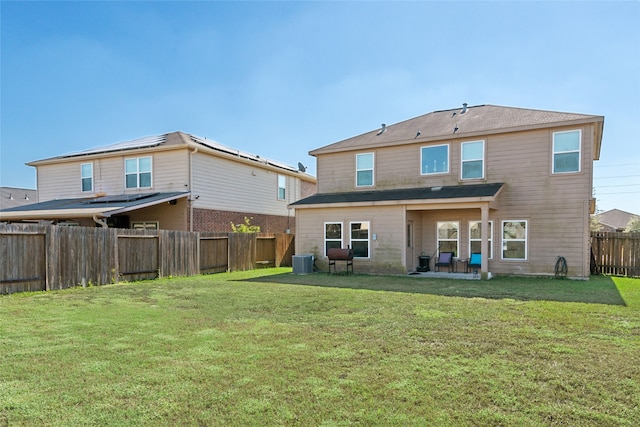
[590,214,603,232]
[231,216,261,233]
[625,215,640,232]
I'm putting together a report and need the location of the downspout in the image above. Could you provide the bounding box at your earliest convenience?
[189,147,198,232]
[93,214,108,228]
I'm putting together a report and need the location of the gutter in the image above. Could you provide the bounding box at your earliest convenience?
[189,147,198,232]
[93,214,108,228]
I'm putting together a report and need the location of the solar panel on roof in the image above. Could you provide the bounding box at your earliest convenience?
[86,193,160,204]
[189,134,297,173]
[61,135,166,158]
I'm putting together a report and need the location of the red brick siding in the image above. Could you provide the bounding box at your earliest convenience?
[191,208,295,233]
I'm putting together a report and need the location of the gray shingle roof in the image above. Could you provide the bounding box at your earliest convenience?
[311,104,604,155]
[0,192,189,220]
[290,183,504,206]
[27,131,309,176]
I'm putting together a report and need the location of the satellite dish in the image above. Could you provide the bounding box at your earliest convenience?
[298,162,307,172]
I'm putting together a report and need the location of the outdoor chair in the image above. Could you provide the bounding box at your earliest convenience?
[434,251,454,272]
[467,253,482,273]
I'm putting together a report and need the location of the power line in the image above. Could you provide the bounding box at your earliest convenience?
[595,191,640,195]
[595,184,639,188]
[594,163,640,168]
[594,175,640,180]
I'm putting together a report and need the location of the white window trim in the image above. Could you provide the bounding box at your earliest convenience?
[125,156,153,189]
[469,220,493,259]
[356,153,375,187]
[421,144,450,175]
[349,221,371,259]
[436,221,459,257]
[81,162,93,193]
[277,174,286,201]
[324,222,343,257]
[501,220,528,261]
[552,129,582,174]
[132,221,159,230]
[461,140,485,180]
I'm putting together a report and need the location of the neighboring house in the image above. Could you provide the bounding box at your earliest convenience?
[291,104,604,278]
[0,132,316,232]
[595,209,639,232]
[0,187,37,210]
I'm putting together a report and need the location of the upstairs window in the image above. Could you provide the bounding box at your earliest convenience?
[324,222,343,256]
[81,163,93,192]
[553,130,581,174]
[421,144,449,175]
[125,157,152,189]
[356,153,374,187]
[278,174,286,200]
[350,221,370,258]
[461,140,484,179]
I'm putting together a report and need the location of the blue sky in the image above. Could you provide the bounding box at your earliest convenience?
[1,1,639,214]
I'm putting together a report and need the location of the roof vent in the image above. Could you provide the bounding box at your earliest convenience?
[376,124,386,136]
[461,103,468,114]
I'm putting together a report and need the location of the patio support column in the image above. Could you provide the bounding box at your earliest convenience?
[481,205,489,279]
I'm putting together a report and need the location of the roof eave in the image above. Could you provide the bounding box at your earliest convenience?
[292,195,500,210]
[103,193,190,217]
[309,116,605,156]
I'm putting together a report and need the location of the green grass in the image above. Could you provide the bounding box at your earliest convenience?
[1,270,638,426]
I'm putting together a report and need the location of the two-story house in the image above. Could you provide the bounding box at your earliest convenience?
[0,131,316,232]
[290,104,604,278]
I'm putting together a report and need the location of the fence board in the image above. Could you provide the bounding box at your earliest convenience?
[276,233,295,267]
[0,227,46,294]
[118,230,159,281]
[160,230,199,277]
[591,232,640,277]
[256,235,276,268]
[200,233,228,274]
[228,233,255,272]
[0,224,294,294]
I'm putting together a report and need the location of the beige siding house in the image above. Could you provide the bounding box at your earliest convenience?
[291,104,604,278]
[1,132,316,232]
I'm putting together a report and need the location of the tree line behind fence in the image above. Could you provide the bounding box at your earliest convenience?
[0,224,294,294]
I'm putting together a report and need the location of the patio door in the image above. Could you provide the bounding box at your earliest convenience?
[406,221,414,271]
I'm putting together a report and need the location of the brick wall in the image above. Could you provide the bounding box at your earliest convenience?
[191,208,295,233]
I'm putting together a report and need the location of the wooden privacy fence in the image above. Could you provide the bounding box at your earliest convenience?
[0,224,294,294]
[591,232,640,278]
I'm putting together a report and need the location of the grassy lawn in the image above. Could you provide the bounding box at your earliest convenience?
[1,270,638,426]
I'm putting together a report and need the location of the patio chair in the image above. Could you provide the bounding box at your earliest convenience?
[434,251,454,272]
[467,253,482,273]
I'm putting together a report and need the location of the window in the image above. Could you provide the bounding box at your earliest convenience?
[469,221,493,259]
[132,221,158,230]
[350,221,370,258]
[278,174,286,200]
[502,220,527,260]
[553,130,581,173]
[437,221,459,257]
[461,140,484,179]
[81,163,93,192]
[324,222,343,256]
[421,144,449,175]
[125,157,152,189]
[356,153,374,187]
